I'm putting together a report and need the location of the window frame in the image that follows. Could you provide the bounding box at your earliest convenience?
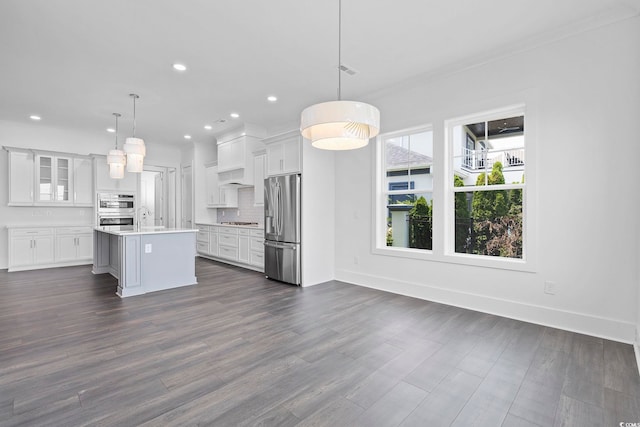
[373,103,536,272]
[374,124,435,259]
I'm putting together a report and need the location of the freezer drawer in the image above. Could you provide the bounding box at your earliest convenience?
[264,240,300,285]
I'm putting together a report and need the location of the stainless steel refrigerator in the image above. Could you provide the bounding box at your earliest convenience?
[264,173,301,285]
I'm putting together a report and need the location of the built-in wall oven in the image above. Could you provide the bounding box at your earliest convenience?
[96,193,135,230]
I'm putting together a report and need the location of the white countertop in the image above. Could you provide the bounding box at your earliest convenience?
[94,227,198,236]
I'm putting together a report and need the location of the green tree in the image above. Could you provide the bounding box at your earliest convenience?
[454,175,470,253]
[408,196,432,250]
[471,162,508,255]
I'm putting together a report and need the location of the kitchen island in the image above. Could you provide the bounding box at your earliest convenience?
[92,227,197,297]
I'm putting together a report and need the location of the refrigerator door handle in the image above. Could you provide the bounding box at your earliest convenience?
[264,240,296,250]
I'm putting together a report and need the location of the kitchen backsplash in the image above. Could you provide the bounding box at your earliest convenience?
[217,187,263,225]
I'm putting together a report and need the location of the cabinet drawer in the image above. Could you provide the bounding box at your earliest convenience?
[218,245,238,260]
[249,229,264,238]
[210,226,220,234]
[11,228,54,237]
[196,230,209,243]
[218,234,238,247]
[238,228,250,236]
[250,251,264,267]
[196,224,210,232]
[219,227,238,236]
[56,227,92,235]
[196,241,210,254]
[250,237,264,252]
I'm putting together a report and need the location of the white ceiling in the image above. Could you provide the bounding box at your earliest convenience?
[1,0,638,147]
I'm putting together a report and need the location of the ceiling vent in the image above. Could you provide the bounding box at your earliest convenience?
[339,64,358,76]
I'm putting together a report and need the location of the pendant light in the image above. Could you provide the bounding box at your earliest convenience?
[123,93,146,172]
[106,113,126,179]
[300,0,380,150]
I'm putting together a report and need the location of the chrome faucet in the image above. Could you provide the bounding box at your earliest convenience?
[136,206,151,231]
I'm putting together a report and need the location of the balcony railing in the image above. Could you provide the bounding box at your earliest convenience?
[461,148,524,170]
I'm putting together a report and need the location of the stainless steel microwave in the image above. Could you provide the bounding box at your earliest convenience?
[97,193,135,212]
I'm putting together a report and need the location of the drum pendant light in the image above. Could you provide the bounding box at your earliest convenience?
[123,93,146,172]
[300,0,380,150]
[106,113,126,179]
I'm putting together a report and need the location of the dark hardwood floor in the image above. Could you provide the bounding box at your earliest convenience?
[1,258,639,426]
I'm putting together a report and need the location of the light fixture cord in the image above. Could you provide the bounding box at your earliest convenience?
[337,0,342,101]
[130,93,139,137]
[113,112,121,149]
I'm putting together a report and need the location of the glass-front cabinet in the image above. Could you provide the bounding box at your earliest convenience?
[36,154,73,204]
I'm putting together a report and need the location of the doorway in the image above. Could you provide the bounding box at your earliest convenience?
[181,164,193,229]
[140,165,177,228]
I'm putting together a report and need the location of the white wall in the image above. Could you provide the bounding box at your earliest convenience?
[0,120,182,269]
[334,17,640,342]
[301,142,335,287]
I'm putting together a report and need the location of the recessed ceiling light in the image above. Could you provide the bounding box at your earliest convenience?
[106,128,115,133]
[30,115,41,120]
[184,135,191,140]
[267,95,277,102]
[204,125,212,130]
[230,113,240,119]
[173,63,187,71]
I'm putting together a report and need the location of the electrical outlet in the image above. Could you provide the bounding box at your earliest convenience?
[544,281,557,295]
[354,256,359,265]
[237,210,241,216]
[145,243,152,253]
[222,211,225,216]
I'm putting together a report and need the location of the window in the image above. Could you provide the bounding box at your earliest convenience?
[378,126,433,251]
[448,106,526,259]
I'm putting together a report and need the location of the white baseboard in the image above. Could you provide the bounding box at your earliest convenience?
[336,268,636,344]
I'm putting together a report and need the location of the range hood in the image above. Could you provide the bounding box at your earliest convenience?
[217,124,265,186]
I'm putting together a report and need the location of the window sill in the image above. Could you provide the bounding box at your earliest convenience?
[372,246,536,273]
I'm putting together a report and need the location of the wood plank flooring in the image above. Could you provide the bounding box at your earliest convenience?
[1,258,639,426]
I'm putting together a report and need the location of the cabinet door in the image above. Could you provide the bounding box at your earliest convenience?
[266,144,283,176]
[253,154,266,206]
[205,165,220,206]
[56,235,77,263]
[73,157,93,206]
[209,232,219,256]
[238,235,249,263]
[76,234,93,260]
[282,137,301,174]
[33,236,54,264]
[8,150,35,205]
[54,156,72,202]
[10,236,34,268]
[36,154,54,202]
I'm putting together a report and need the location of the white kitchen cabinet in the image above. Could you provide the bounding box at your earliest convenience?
[238,229,250,264]
[249,229,264,270]
[265,131,301,176]
[217,139,244,172]
[253,153,266,206]
[196,224,211,255]
[73,157,94,206]
[216,125,265,185]
[209,226,219,257]
[8,228,55,271]
[94,154,137,192]
[205,163,239,208]
[55,227,93,263]
[7,148,35,206]
[36,154,73,204]
[218,227,239,261]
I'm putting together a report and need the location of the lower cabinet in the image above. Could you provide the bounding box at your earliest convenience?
[196,224,264,272]
[55,227,93,263]
[8,226,92,272]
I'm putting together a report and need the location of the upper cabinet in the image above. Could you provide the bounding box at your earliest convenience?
[73,157,93,206]
[216,125,265,185]
[93,154,137,193]
[264,131,301,176]
[253,152,266,206]
[4,147,95,207]
[205,162,238,208]
[35,154,73,204]
[7,148,35,206]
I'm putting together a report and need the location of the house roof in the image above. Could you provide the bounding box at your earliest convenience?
[386,142,432,169]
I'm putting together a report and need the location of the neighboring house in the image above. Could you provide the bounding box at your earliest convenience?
[385,142,433,204]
